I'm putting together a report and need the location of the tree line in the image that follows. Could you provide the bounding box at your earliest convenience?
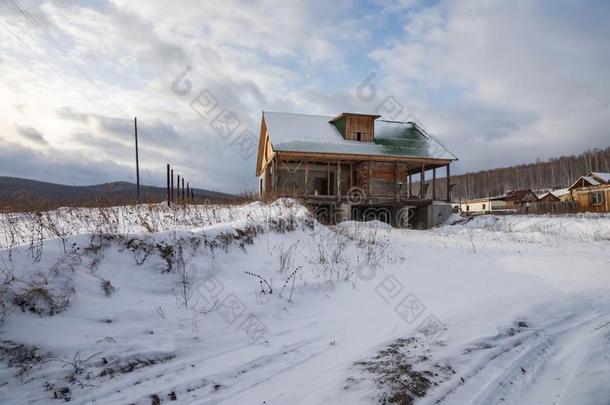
[428,147,610,201]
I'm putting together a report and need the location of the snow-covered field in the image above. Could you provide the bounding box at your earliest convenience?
[1,201,609,404]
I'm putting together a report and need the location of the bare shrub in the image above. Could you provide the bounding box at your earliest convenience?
[100,279,115,297]
[124,237,154,265]
[0,340,51,379]
[59,351,102,384]
[156,242,174,272]
[172,244,194,309]
[277,241,299,274]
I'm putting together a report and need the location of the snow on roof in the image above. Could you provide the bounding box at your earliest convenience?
[263,111,457,160]
[583,176,600,185]
[568,175,601,190]
[551,188,570,197]
[590,172,610,183]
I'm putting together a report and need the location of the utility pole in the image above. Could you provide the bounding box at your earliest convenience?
[134,117,140,201]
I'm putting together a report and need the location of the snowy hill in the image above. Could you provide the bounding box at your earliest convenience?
[0,201,609,404]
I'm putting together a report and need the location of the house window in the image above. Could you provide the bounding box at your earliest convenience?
[356,132,362,141]
[482,204,486,210]
[591,191,604,205]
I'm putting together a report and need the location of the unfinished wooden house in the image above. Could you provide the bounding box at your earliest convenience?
[255,111,458,228]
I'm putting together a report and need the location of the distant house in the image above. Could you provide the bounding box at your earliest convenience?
[550,188,571,202]
[503,189,539,211]
[568,172,610,213]
[538,192,560,202]
[459,196,507,213]
[255,111,459,228]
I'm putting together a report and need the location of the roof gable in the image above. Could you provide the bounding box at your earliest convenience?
[569,175,601,190]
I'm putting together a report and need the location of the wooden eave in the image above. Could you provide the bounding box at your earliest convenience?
[275,150,452,167]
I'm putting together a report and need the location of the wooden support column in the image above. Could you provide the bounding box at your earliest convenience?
[368,162,372,197]
[408,174,412,198]
[446,164,451,203]
[304,162,309,200]
[336,161,341,201]
[395,162,400,202]
[327,162,330,196]
[420,164,425,199]
[272,156,278,194]
[432,167,437,200]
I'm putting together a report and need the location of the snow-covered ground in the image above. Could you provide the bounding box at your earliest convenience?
[0,201,609,404]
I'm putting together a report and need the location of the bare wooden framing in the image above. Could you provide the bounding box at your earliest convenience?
[261,154,453,204]
[446,164,451,202]
[327,162,331,196]
[395,162,400,202]
[336,160,341,201]
[420,164,425,199]
[304,162,309,199]
[432,167,437,200]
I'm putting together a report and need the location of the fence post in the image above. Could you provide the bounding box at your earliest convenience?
[166,164,171,207]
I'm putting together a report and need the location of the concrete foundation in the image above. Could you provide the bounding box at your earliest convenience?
[411,201,453,229]
[314,201,452,229]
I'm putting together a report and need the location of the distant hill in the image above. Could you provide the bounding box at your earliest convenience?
[0,177,237,210]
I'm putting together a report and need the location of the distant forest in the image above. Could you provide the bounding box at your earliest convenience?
[430,147,610,201]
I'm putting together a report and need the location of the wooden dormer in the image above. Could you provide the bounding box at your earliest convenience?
[329,113,380,142]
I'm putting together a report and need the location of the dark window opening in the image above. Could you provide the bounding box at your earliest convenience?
[356,132,362,141]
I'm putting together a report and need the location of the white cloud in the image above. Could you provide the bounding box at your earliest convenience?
[0,0,608,191]
[370,0,610,171]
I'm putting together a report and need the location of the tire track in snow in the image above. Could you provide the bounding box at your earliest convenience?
[425,310,608,405]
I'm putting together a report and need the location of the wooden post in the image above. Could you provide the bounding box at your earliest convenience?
[134,117,140,202]
[408,173,412,198]
[182,177,185,203]
[272,157,277,195]
[166,164,171,207]
[432,167,437,200]
[395,162,399,202]
[368,162,372,197]
[187,182,190,204]
[420,164,425,199]
[327,162,330,196]
[304,162,309,199]
[191,189,194,202]
[177,174,180,203]
[446,164,451,203]
[171,169,174,203]
[337,161,341,201]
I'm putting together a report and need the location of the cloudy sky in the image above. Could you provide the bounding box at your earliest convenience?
[1,0,609,194]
